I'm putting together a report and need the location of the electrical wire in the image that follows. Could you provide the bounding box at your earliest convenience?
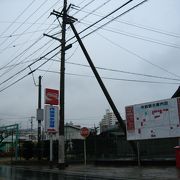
[79,0,112,22]
[44,58,180,82]
[96,32,180,79]
[0,30,57,79]
[0,20,58,27]
[80,21,180,50]
[0,50,60,93]
[72,0,96,16]
[66,61,180,82]
[65,0,180,80]
[0,41,44,77]
[0,45,60,87]
[77,0,148,41]
[0,0,48,48]
[0,37,44,52]
[65,0,145,45]
[37,69,180,85]
[0,36,44,77]
[1,55,180,83]
[0,0,61,75]
[76,7,180,38]
[0,0,37,38]
[0,0,60,52]
[0,27,57,39]
[74,0,134,38]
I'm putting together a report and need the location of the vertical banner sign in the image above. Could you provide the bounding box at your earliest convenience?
[177,98,180,124]
[45,88,59,105]
[126,106,135,131]
[45,105,59,133]
[50,107,55,128]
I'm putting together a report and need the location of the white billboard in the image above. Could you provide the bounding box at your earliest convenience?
[44,105,59,133]
[125,98,180,140]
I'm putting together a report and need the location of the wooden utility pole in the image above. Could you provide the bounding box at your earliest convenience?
[58,0,67,168]
[38,75,42,160]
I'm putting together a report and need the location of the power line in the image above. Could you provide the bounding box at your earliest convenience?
[66,0,146,45]
[0,39,55,73]
[0,30,57,79]
[0,45,60,87]
[44,58,180,82]
[0,50,60,93]
[0,37,43,52]
[0,0,60,52]
[65,44,79,61]
[0,11,60,77]
[80,21,180,50]
[0,20,58,27]
[76,6,180,38]
[65,1,180,80]
[96,32,180,79]
[77,0,148,41]
[0,0,48,48]
[74,0,134,38]
[78,0,112,22]
[37,69,180,85]
[0,36,44,77]
[66,61,180,82]
[72,0,96,16]
[0,27,57,39]
[1,55,180,83]
[0,0,37,38]
[0,0,61,78]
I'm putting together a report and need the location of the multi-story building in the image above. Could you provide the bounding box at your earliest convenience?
[100,109,118,133]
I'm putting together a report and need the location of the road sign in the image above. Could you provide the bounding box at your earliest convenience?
[45,88,59,105]
[80,127,90,138]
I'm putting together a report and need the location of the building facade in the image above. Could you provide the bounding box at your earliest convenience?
[100,109,118,133]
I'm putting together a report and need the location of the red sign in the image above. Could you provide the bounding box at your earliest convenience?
[126,106,135,131]
[45,88,59,105]
[80,127,90,138]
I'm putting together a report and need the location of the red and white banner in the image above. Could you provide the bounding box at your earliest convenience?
[45,88,59,105]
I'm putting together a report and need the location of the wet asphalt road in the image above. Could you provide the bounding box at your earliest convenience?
[0,166,91,180]
[0,165,180,180]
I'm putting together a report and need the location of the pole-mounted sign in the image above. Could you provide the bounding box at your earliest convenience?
[80,127,90,166]
[80,127,90,138]
[45,88,59,105]
[44,88,59,163]
[44,105,59,133]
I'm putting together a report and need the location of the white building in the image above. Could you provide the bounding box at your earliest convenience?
[64,123,84,140]
[44,122,84,141]
[100,109,118,133]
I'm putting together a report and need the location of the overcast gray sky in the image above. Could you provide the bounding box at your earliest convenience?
[0,0,180,129]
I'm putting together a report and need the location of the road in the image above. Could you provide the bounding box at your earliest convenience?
[0,165,180,180]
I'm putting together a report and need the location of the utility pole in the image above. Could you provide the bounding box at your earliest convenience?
[68,20,137,155]
[58,0,67,168]
[47,0,72,168]
[30,116,35,140]
[38,75,42,160]
[69,21,126,133]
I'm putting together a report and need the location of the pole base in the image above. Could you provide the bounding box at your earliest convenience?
[57,163,66,169]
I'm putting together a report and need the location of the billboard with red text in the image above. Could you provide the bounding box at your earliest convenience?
[125,98,180,140]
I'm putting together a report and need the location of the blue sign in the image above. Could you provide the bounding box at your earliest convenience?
[45,105,58,133]
[49,107,55,128]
